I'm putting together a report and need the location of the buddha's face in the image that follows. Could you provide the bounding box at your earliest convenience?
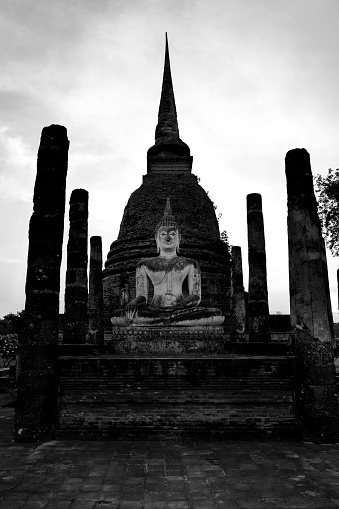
[157,226,180,254]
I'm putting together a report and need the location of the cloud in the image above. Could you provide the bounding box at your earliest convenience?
[0,127,35,202]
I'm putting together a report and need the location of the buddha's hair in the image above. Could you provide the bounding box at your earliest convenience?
[155,197,179,235]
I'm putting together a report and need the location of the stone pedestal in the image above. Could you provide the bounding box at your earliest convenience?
[110,326,226,355]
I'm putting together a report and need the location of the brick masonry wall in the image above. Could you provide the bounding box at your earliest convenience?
[57,355,299,439]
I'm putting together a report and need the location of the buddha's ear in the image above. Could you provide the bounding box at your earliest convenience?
[177,231,181,254]
[155,234,160,253]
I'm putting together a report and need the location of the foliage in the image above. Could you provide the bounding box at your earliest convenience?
[0,334,18,367]
[220,230,231,253]
[0,311,23,335]
[315,169,339,257]
[0,312,22,368]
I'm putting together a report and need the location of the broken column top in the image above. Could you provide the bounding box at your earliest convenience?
[70,188,89,202]
[41,124,68,143]
[91,236,102,243]
[247,193,262,212]
[285,148,314,206]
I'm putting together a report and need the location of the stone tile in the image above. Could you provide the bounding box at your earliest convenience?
[0,497,26,509]
[167,502,190,509]
[46,502,72,509]
[143,502,167,509]
[215,502,240,509]
[69,502,95,509]
[237,500,264,509]
[144,491,167,501]
[21,502,49,509]
[119,502,143,508]
[3,400,339,509]
[191,501,215,509]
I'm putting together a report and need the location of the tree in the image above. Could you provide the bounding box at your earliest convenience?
[315,169,339,313]
[220,230,231,253]
[0,312,23,368]
[315,169,339,256]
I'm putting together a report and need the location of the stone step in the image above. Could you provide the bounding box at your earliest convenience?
[58,341,293,356]
[59,354,295,378]
[57,353,298,440]
[60,388,293,404]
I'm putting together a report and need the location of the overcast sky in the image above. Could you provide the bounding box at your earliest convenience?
[1,0,339,320]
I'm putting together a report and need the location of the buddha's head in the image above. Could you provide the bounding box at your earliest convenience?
[155,198,181,254]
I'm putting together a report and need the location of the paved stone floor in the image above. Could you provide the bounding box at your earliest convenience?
[1,390,339,508]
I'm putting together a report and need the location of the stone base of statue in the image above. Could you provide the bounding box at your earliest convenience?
[110,325,226,355]
[111,309,225,328]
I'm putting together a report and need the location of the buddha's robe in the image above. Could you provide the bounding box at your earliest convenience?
[111,255,224,327]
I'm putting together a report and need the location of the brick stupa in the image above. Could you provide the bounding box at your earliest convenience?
[102,34,230,321]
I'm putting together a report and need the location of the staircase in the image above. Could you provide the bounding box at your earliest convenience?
[57,329,299,440]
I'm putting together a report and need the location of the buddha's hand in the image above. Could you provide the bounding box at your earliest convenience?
[174,295,199,309]
[125,308,137,324]
[126,296,146,311]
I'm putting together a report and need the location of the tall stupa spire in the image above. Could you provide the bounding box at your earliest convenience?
[155,33,180,143]
[147,33,192,173]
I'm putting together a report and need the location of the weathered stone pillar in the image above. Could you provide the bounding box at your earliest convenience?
[285,148,339,443]
[88,236,104,344]
[230,246,246,341]
[247,193,270,342]
[15,125,69,442]
[63,189,88,343]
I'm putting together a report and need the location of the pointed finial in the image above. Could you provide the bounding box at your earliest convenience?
[155,33,180,143]
[164,197,172,216]
[147,34,192,167]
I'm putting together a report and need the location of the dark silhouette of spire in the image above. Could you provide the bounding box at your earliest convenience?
[147,33,192,170]
[155,33,180,144]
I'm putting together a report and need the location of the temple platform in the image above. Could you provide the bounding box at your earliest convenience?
[57,325,299,440]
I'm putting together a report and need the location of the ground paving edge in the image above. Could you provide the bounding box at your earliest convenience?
[1,390,339,509]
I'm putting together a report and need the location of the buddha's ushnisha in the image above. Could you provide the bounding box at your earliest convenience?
[111,199,224,326]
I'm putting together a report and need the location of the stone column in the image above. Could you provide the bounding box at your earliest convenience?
[230,246,246,341]
[285,148,339,443]
[14,125,69,442]
[247,193,270,342]
[88,236,104,344]
[63,189,88,343]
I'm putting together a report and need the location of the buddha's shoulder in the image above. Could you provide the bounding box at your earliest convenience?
[174,256,200,270]
[136,256,199,271]
[136,257,159,270]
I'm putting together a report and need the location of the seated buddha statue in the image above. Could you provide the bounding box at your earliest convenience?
[111,199,225,327]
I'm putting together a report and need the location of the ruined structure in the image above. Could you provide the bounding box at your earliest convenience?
[64,189,88,344]
[230,246,246,341]
[56,37,297,441]
[88,236,104,344]
[102,34,230,322]
[15,125,69,441]
[285,148,339,442]
[16,37,338,443]
[247,193,271,341]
